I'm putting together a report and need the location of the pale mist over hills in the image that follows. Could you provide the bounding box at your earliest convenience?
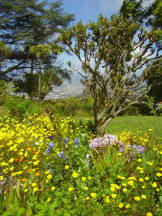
[46,73,84,99]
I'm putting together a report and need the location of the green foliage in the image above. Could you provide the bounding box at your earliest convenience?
[0,0,74,79]
[29,44,63,58]
[0,41,11,58]
[14,68,65,100]
[120,0,145,23]
[0,80,15,105]
[144,58,162,104]
[2,96,43,119]
[60,14,161,135]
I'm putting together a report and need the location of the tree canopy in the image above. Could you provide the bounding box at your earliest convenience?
[120,0,162,105]
[60,15,161,135]
[0,0,74,80]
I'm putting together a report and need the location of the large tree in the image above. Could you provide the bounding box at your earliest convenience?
[0,0,74,80]
[15,43,71,100]
[120,0,162,105]
[120,0,162,28]
[60,15,161,135]
[144,58,162,104]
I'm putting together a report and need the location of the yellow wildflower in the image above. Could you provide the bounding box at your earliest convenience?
[134,196,141,201]
[85,196,90,201]
[105,196,110,203]
[82,177,87,181]
[90,193,96,198]
[145,176,149,181]
[64,165,69,170]
[9,158,14,163]
[72,172,79,178]
[125,204,130,209]
[83,186,89,191]
[68,187,74,192]
[123,188,128,193]
[47,174,52,180]
[128,180,134,186]
[33,187,39,192]
[147,213,153,216]
[23,188,28,193]
[111,194,117,199]
[119,203,124,208]
[0,176,4,181]
[46,197,51,202]
[156,172,162,177]
[32,183,37,187]
[110,186,116,192]
[141,195,147,199]
[152,182,157,188]
[156,188,160,192]
[146,161,153,166]
[139,178,144,182]
[51,186,56,191]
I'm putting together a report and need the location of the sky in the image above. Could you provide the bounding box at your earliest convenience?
[56,0,124,72]
[57,0,154,24]
[62,0,123,23]
[49,0,155,81]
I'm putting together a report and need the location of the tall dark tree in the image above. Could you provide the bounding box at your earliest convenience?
[0,0,74,79]
[120,0,162,32]
[15,43,71,100]
[120,0,145,23]
[120,0,162,105]
[144,58,162,104]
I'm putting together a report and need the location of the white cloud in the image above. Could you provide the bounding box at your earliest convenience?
[97,0,123,12]
[81,0,123,15]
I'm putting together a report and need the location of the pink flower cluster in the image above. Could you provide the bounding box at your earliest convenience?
[89,134,123,149]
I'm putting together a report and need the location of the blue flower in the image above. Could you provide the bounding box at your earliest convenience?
[119,146,123,152]
[48,135,54,140]
[46,148,51,153]
[58,151,64,158]
[50,168,54,173]
[74,137,79,148]
[48,142,54,148]
[63,137,69,144]
[131,144,145,154]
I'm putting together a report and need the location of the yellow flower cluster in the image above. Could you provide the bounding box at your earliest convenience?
[0,114,91,194]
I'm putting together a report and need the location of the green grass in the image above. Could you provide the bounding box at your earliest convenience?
[106,116,162,138]
[1,96,162,138]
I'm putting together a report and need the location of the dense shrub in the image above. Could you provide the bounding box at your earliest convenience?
[120,103,152,116]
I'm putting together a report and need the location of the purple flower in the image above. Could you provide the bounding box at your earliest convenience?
[131,144,145,154]
[48,142,54,148]
[89,134,123,149]
[136,145,145,154]
[58,151,64,158]
[46,147,51,153]
[119,146,123,152]
[50,168,54,173]
[63,137,69,144]
[74,138,79,148]
[48,135,54,140]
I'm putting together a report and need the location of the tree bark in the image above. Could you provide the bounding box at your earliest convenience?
[96,116,113,136]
